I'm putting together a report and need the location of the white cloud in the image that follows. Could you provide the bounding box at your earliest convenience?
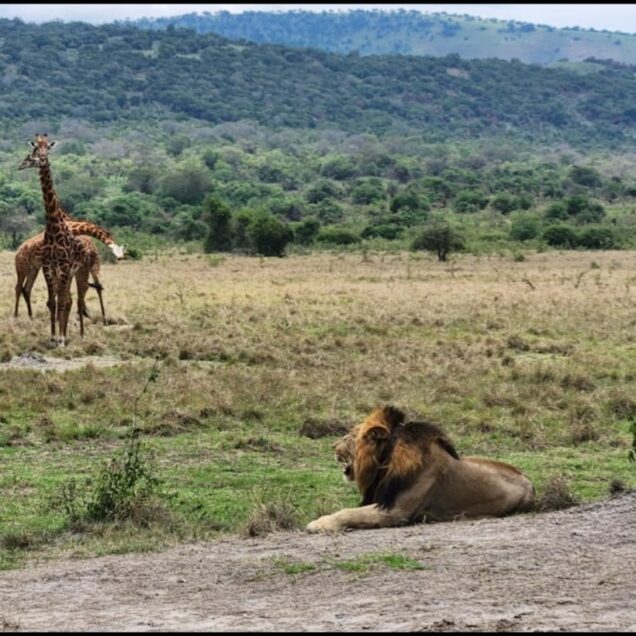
[0,3,634,34]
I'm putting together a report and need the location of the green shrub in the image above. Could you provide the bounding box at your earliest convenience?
[316,227,361,245]
[510,214,541,241]
[542,224,579,248]
[54,428,162,525]
[577,225,617,249]
[248,214,293,257]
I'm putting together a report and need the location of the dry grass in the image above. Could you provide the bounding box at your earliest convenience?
[0,248,635,563]
[1,248,635,450]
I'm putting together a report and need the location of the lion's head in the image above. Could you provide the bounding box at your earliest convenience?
[333,430,356,482]
[334,405,460,510]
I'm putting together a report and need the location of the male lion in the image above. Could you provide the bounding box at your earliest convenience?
[307,405,535,533]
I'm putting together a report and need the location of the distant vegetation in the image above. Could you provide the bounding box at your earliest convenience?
[0,18,635,255]
[131,9,636,66]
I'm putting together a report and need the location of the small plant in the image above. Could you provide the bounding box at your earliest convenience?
[332,551,426,573]
[243,495,299,537]
[535,474,580,512]
[51,362,165,527]
[52,428,163,526]
[273,557,317,575]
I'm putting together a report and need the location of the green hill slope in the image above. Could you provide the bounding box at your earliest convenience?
[1,19,636,147]
[130,9,636,66]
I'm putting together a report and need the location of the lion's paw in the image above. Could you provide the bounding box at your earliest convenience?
[306,516,342,533]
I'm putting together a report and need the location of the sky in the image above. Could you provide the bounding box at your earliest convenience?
[0,4,635,34]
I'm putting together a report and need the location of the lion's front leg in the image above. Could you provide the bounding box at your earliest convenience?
[306,504,409,533]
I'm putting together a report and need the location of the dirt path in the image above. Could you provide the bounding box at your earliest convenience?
[1,492,634,632]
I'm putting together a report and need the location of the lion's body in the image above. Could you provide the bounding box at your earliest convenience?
[307,405,535,533]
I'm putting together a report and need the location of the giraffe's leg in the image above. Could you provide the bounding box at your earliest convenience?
[43,269,57,342]
[89,275,106,321]
[14,269,26,318]
[76,267,90,320]
[58,281,74,347]
[22,266,40,320]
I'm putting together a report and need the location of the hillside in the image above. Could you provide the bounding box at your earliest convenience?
[130,9,636,66]
[1,19,636,146]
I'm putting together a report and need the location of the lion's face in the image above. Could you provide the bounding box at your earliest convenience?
[333,431,356,482]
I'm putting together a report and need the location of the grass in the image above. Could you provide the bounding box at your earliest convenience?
[1,249,635,569]
[332,551,427,573]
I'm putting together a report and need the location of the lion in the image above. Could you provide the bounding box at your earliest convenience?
[307,405,535,533]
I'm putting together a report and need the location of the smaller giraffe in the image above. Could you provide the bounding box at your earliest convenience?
[18,134,89,345]
[14,219,125,320]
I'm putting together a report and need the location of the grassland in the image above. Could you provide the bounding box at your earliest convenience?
[0,248,635,570]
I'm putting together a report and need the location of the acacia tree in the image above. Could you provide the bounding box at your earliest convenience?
[411,220,465,262]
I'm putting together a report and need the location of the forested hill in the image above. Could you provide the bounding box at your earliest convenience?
[2,19,636,145]
[130,9,636,67]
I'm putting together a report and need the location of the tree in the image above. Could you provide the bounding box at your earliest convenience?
[411,220,465,261]
[569,165,602,188]
[203,196,233,252]
[247,213,293,257]
[0,203,35,249]
[158,165,213,205]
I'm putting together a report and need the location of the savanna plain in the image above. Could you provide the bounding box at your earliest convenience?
[0,247,635,631]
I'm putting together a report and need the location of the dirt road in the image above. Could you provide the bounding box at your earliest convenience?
[1,491,634,632]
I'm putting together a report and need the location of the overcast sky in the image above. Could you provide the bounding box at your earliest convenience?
[0,4,635,34]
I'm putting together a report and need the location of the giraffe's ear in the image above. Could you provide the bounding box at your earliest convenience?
[48,141,57,150]
[29,141,36,148]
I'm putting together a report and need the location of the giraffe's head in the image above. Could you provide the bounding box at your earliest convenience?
[18,134,56,170]
[110,243,126,260]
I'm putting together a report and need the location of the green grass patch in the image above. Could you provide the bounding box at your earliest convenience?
[332,551,427,573]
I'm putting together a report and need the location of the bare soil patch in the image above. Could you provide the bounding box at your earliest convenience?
[0,351,127,373]
[1,491,634,632]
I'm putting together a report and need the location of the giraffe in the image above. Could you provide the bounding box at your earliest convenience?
[17,134,91,346]
[14,219,125,320]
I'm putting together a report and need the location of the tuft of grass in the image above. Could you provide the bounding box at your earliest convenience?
[272,557,317,575]
[298,417,350,439]
[535,474,580,512]
[332,551,427,573]
[243,495,300,537]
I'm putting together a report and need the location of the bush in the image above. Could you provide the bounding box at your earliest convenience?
[453,189,489,213]
[316,227,361,245]
[544,201,568,221]
[390,187,430,215]
[542,224,579,248]
[411,220,465,261]
[247,214,293,257]
[361,224,402,240]
[292,218,321,245]
[510,214,540,241]
[577,225,616,249]
[53,428,162,526]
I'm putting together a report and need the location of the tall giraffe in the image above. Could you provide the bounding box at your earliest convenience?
[14,218,125,320]
[18,134,90,346]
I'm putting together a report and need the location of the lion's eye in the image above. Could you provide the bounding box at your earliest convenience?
[335,455,347,464]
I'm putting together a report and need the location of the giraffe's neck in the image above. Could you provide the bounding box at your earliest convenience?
[38,158,66,232]
[66,220,115,246]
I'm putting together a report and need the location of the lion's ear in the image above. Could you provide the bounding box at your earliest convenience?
[381,405,406,430]
[363,426,389,443]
